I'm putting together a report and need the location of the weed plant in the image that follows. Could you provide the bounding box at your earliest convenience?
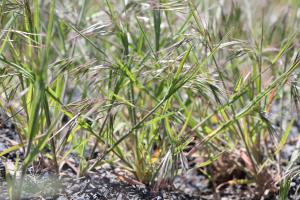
[0,0,299,199]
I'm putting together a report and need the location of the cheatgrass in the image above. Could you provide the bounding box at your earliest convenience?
[0,0,299,199]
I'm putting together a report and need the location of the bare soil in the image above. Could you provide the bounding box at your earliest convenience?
[1,109,300,200]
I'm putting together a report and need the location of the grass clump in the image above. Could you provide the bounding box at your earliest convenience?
[0,0,299,199]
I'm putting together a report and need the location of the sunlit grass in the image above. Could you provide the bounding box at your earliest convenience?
[0,0,299,199]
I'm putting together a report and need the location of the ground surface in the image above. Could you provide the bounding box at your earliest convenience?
[0,110,300,200]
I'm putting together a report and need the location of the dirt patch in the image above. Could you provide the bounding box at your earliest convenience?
[0,110,300,200]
